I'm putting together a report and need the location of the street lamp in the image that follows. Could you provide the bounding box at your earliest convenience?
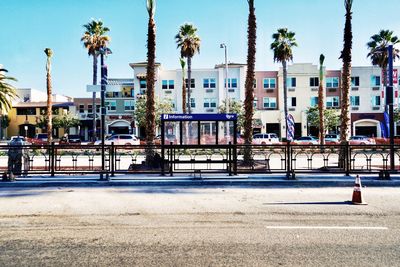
[220,43,230,140]
[99,46,112,180]
[24,125,28,138]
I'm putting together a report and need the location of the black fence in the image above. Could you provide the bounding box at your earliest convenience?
[0,142,399,179]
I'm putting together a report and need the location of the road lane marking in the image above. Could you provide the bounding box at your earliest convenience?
[265,226,388,230]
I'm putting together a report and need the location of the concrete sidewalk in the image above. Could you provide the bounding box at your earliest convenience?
[1,173,400,188]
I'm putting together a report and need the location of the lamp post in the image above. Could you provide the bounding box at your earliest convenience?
[99,46,112,180]
[387,45,395,172]
[220,43,230,139]
[24,125,28,138]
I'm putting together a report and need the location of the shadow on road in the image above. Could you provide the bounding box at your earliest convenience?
[263,201,353,205]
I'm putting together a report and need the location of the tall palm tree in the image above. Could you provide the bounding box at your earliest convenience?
[145,0,157,164]
[44,48,53,143]
[243,0,257,164]
[318,54,325,145]
[339,0,353,143]
[270,28,297,140]
[179,58,187,113]
[81,19,110,142]
[175,23,201,114]
[367,29,400,87]
[0,68,17,139]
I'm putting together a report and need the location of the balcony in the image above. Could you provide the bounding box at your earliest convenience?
[372,106,380,110]
[311,87,318,91]
[351,106,359,110]
[351,87,359,91]
[328,88,338,92]
[372,87,380,91]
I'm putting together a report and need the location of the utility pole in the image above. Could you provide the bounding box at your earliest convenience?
[387,45,395,172]
[220,43,230,140]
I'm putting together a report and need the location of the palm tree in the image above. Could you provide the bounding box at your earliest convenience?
[339,0,353,143]
[145,0,157,164]
[243,0,257,164]
[367,29,400,87]
[0,68,17,139]
[44,48,53,143]
[270,28,297,140]
[81,19,110,142]
[179,58,187,113]
[175,23,201,114]
[318,54,325,145]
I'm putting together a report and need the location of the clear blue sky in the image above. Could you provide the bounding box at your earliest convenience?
[1,0,399,97]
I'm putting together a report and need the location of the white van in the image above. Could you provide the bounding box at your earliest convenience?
[252,133,280,145]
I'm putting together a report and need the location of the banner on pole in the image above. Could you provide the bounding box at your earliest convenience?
[287,114,295,141]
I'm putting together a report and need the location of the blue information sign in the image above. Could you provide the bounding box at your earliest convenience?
[161,113,237,121]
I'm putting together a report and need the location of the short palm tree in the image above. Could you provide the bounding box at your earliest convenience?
[0,68,17,112]
[0,68,17,139]
[81,19,110,141]
[243,0,257,164]
[179,58,187,113]
[270,28,297,140]
[145,0,157,164]
[175,23,201,114]
[318,54,325,145]
[44,48,53,143]
[367,29,400,86]
[339,0,353,143]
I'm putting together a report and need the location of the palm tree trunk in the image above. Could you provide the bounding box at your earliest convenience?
[46,62,53,143]
[182,69,186,114]
[187,57,192,114]
[92,54,97,142]
[339,2,353,143]
[282,60,288,139]
[318,61,325,145]
[145,13,156,164]
[243,0,256,164]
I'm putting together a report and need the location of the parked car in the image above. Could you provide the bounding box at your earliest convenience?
[60,134,82,144]
[325,134,340,144]
[94,134,140,145]
[30,133,48,145]
[252,133,280,145]
[293,136,319,145]
[9,136,29,145]
[349,135,376,145]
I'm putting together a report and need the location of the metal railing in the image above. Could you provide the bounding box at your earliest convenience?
[0,142,398,179]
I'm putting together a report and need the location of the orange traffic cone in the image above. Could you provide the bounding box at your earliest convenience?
[352,175,367,205]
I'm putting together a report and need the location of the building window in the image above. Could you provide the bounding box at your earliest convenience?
[253,98,258,108]
[326,77,339,88]
[326,96,340,107]
[371,75,381,87]
[287,77,296,87]
[351,76,360,87]
[162,80,174,89]
[139,80,147,89]
[225,78,238,88]
[124,100,135,111]
[105,100,116,111]
[16,108,36,115]
[310,97,318,107]
[96,104,100,113]
[372,95,381,106]
[310,77,319,87]
[263,97,277,109]
[79,104,85,113]
[203,98,217,108]
[185,79,195,88]
[253,79,257,88]
[190,98,196,108]
[290,97,297,107]
[88,105,93,113]
[203,78,216,89]
[263,78,276,89]
[350,96,360,106]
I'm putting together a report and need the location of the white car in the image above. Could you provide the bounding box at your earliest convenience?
[94,134,140,145]
[252,133,280,145]
[293,136,319,145]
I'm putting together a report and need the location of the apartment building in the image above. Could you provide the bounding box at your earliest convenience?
[83,61,400,140]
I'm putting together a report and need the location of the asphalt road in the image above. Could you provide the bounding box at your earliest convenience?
[0,186,399,266]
